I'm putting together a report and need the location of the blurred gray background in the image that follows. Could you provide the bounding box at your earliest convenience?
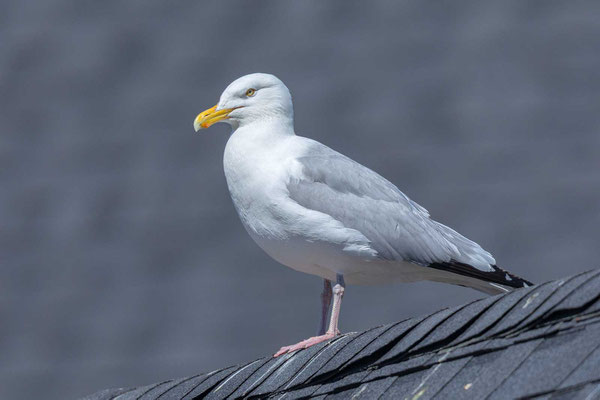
[2,1,600,399]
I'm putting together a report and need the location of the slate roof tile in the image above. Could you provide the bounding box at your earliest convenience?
[411,293,501,352]
[249,334,357,397]
[516,270,600,329]
[484,280,563,337]
[549,272,600,314]
[345,376,397,399]
[80,388,133,400]
[462,338,546,400]
[154,374,208,399]
[139,380,186,400]
[311,369,372,398]
[339,316,426,368]
[558,344,600,389]
[452,285,535,343]
[311,325,390,379]
[380,356,472,400]
[112,383,167,400]
[554,382,600,400]
[204,359,268,399]
[376,307,457,364]
[229,353,298,398]
[179,366,237,399]
[488,325,600,399]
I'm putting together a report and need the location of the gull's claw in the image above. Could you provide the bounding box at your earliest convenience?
[274,332,338,357]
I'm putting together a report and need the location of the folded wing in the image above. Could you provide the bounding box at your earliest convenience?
[287,141,531,289]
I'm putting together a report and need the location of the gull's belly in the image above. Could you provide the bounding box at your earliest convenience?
[247,228,427,285]
[249,231,339,281]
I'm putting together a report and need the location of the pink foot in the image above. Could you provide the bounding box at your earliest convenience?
[274,332,339,357]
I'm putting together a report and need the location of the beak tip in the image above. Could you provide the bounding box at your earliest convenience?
[193,104,229,132]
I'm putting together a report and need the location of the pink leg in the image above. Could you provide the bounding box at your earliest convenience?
[274,275,345,357]
[317,279,332,336]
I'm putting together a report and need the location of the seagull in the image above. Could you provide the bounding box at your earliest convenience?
[193,73,532,357]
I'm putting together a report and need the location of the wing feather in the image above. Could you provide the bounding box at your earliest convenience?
[287,143,497,272]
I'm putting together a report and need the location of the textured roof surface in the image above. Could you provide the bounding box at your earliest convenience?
[82,269,600,399]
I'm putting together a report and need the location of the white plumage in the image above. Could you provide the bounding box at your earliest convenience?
[193,73,531,356]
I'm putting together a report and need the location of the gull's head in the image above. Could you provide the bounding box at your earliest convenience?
[193,73,293,132]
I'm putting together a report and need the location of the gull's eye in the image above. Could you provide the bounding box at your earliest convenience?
[245,88,256,97]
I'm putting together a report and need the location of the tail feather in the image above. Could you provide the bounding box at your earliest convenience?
[427,260,533,290]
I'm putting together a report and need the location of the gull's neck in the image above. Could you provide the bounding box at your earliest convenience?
[231,117,295,141]
[224,117,296,176]
[223,116,297,225]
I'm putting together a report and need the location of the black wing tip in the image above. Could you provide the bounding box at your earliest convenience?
[428,260,533,289]
[492,264,534,288]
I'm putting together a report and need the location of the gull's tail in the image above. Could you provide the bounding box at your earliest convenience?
[427,260,533,295]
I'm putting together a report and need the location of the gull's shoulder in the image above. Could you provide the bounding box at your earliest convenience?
[287,135,430,215]
[289,135,337,157]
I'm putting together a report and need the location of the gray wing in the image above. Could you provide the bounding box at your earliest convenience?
[287,143,496,272]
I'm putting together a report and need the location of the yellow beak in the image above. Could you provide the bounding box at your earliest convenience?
[193,104,239,131]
